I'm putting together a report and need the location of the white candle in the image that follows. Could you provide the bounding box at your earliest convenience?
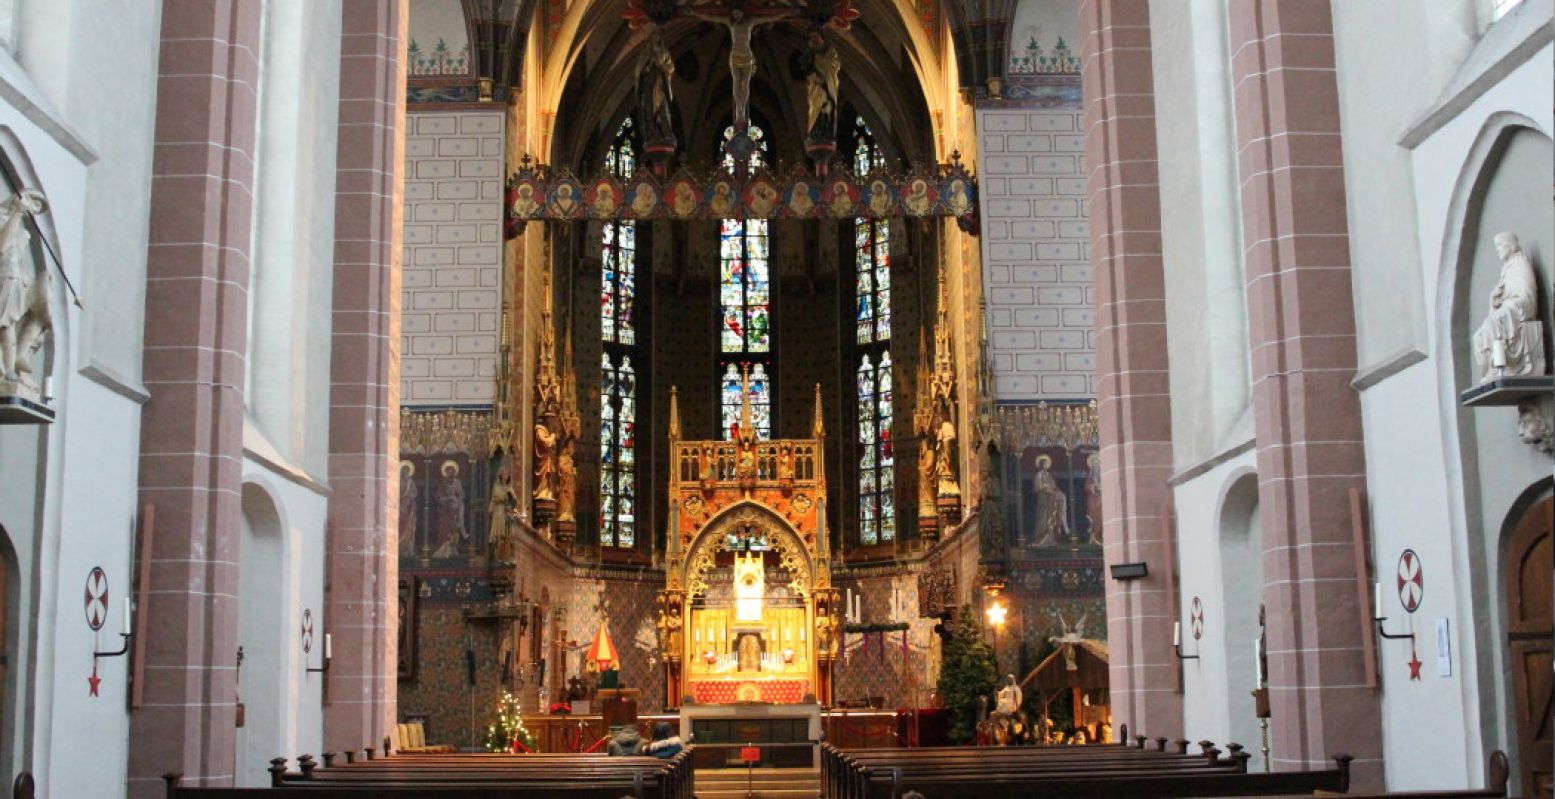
[1172,621,1181,647]
[1254,637,1262,686]
[124,601,132,635]
[1492,339,1508,368]
[800,625,806,642]
[324,633,333,661]
[1374,582,1384,619]
[42,377,54,400]
[695,628,701,643]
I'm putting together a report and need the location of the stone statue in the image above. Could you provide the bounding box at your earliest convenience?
[994,674,1022,716]
[636,29,676,150]
[803,33,840,146]
[815,611,833,653]
[432,460,467,559]
[1517,399,1554,454]
[917,438,937,511]
[935,417,960,498]
[776,445,795,481]
[1472,231,1546,382]
[533,422,558,501]
[557,439,577,521]
[1032,455,1069,546]
[0,189,50,396]
[488,466,518,563]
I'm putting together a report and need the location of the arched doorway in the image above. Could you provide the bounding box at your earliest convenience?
[1217,473,1264,756]
[1503,493,1551,795]
[236,485,287,787]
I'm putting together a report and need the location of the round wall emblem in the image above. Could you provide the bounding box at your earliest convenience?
[84,567,108,631]
[1396,549,1423,613]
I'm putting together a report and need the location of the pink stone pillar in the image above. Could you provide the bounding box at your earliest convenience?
[1079,0,1182,741]
[129,2,261,795]
[323,0,407,753]
[1226,0,1381,788]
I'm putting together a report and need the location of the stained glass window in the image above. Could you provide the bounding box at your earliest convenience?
[855,218,890,344]
[722,124,768,175]
[853,118,894,544]
[718,125,773,439]
[721,362,771,439]
[857,352,894,545]
[601,119,638,549]
[600,352,637,548]
[853,116,884,175]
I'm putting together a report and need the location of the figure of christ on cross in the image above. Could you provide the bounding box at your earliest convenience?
[687,3,792,130]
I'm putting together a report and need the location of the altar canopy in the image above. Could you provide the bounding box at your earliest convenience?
[655,375,841,707]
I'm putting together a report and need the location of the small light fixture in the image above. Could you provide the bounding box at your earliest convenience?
[1172,621,1199,660]
[986,601,1007,628]
[1372,582,1414,641]
[1110,562,1149,581]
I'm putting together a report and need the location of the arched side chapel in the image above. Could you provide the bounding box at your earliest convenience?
[0,0,1540,797]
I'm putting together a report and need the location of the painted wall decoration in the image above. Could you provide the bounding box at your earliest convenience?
[1190,596,1204,641]
[990,402,1100,552]
[1397,549,1423,613]
[302,609,314,654]
[1006,0,1080,75]
[407,0,472,76]
[84,567,108,631]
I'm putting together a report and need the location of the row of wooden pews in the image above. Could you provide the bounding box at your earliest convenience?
[161,738,693,799]
[822,724,1513,799]
[821,724,1351,799]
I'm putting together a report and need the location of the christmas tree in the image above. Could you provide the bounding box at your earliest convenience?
[484,691,538,753]
[936,605,998,744]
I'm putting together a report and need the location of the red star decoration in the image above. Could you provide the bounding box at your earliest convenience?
[1407,648,1423,681]
[88,666,101,697]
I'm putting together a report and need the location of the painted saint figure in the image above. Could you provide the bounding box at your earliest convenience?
[1032,454,1069,546]
[432,460,467,559]
[398,460,420,553]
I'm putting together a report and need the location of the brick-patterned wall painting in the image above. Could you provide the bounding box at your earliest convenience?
[403,110,505,405]
[397,605,506,748]
[833,573,938,708]
[978,109,1094,400]
[556,575,667,713]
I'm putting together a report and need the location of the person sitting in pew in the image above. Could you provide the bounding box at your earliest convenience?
[646,722,684,759]
[607,724,645,756]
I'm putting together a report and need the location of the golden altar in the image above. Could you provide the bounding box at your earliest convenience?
[655,377,841,708]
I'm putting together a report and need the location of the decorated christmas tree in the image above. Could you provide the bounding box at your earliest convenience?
[484,691,538,753]
[936,605,998,744]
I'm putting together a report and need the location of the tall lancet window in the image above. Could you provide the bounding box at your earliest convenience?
[600,118,638,548]
[719,124,772,438]
[853,117,894,545]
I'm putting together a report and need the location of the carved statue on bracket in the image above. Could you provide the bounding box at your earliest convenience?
[0,189,51,401]
[1472,231,1546,382]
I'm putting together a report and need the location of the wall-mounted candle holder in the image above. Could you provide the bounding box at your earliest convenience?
[1372,582,1414,640]
[307,633,333,673]
[1172,621,1199,660]
[94,600,134,658]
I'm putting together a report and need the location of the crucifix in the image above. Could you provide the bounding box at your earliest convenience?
[686,4,791,131]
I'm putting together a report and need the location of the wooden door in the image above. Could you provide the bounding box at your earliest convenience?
[1505,495,1553,795]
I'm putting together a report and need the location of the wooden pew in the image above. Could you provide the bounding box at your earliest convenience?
[821,732,1349,799]
[165,746,692,799]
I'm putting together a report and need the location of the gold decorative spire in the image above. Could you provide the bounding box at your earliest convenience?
[535,269,561,415]
[738,363,756,441]
[668,385,681,440]
[811,382,825,438]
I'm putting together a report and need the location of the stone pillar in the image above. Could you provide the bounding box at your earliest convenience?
[1079,0,1182,741]
[324,0,407,753]
[1225,1,1380,787]
[129,2,262,795]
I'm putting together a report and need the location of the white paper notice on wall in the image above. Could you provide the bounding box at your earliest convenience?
[1434,618,1452,678]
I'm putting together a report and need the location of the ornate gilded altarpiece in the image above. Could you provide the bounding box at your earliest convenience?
[655,381,842,707]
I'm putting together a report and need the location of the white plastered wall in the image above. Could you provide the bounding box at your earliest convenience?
[0,1,160,796]
[1148,0,1248,468]
[1356,2,1553,791]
